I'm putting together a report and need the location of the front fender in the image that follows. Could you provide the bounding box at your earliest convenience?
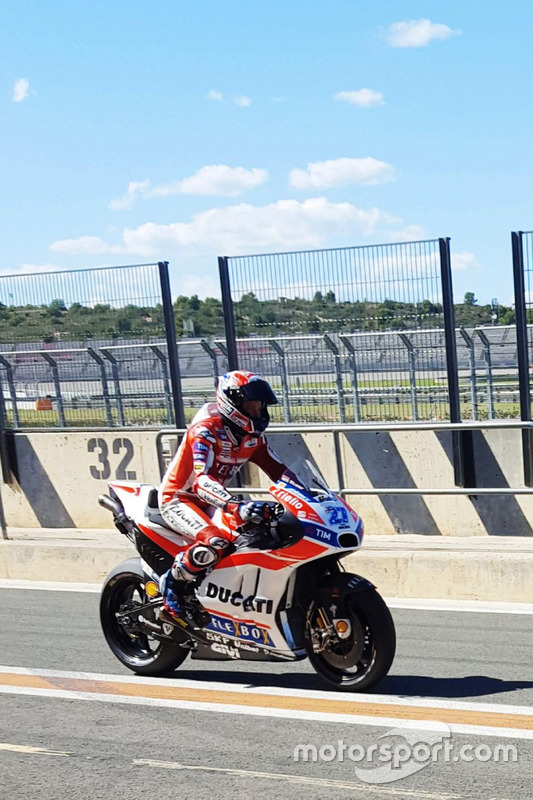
[316,571,376,608]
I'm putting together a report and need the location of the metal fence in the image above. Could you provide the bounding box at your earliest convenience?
[0,338,224,428]
[0,261,185,428]
[0,239,527,429]
[1,324,522,429]
[512,230,533,483]
[0,262,167,344]
[220,239,462,424]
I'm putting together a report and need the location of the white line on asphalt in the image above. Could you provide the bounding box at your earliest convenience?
[1,667,533,740]
[385,598,533,615]
[0,665,531,718]
[1,579,532,614]
[2,684,533,740]
[132,759,460,798]
[0,579,101,593]
[0,742,70,756]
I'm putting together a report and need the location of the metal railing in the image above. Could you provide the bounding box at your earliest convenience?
[156,420,533,497]
[0,324,524,429]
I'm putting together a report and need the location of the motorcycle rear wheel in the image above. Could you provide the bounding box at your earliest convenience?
[305,588,396,692]
[100,557,188,676]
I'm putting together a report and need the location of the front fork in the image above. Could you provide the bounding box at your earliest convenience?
[306,602,352,653]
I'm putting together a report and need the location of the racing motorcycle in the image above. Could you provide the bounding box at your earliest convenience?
[99,461,396,691]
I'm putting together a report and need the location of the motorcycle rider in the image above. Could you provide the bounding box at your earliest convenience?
[158,370,289,627]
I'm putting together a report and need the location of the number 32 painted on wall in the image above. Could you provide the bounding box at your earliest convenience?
[88,438,137,480]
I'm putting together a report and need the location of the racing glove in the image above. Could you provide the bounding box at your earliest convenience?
[238,501,274,524]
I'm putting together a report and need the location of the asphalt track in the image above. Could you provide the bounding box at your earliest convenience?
[0,586,532,799]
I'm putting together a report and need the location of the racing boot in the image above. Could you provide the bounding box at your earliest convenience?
[160,559,210,630]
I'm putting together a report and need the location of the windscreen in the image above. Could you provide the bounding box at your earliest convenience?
[281,458,331,494]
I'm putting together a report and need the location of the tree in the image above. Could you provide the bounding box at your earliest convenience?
[464,292,477,306]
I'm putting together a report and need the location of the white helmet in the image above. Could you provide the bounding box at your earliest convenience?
[216,371,278,438]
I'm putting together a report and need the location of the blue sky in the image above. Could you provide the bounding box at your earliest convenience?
[2,0,533,305]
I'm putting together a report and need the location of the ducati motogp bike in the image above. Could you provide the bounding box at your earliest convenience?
[98,460,396,691]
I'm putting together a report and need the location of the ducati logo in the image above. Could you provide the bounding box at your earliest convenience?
[206,582,274,614]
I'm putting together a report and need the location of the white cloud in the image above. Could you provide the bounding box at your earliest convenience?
[12,78,30,102]
[234,95,252,107]
[289,157,396,189]
[50,236,123,256]
[334,89,384,107]
[109,166,268,209]
[176,165,267,196]
[109,180,151,211]
[386,224,426,242]
[452,251,480,272]
[51,197,407,259]
[0,262,59,276]
[206,90,223,101]
[180,274,221,299]
[386,19,459,48]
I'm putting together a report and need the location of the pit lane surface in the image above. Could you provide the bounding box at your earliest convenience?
[0,586,532,799]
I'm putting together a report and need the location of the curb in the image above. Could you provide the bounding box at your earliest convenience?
[1,537,532,602]
[343,551,533,603]
[0,541,134,584]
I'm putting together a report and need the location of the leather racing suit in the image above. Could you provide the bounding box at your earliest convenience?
[158,403,287,579]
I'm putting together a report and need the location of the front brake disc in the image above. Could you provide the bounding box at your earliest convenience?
[321,613,366,668]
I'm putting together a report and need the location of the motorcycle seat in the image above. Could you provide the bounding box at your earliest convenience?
[145,486,169,528]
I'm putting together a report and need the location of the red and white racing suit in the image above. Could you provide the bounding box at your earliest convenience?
[158,403,287,578]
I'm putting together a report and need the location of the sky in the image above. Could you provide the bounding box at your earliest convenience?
[2,0,533,306]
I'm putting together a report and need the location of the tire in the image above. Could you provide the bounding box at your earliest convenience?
[100,557,188,676]
[305,588,396,692]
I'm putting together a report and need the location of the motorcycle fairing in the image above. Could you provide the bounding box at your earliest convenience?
[107,476,363,658]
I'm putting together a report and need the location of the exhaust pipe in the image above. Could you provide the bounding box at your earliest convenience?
[98,494,123,517]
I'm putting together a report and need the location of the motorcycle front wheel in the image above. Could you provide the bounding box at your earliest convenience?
[305,588,396,692]
[100,557,188,676]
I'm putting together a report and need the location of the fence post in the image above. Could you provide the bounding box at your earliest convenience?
[512,231,533,485]
[0,356,19,428]
[218,256,239,371]
[101,349,125,427]
[41,353,65,428]
[323,335,346,423]
[87,348,113,427]
[268,340,291,422]
[459,328,478,421]
[474,329,494,420]
[0,382,9,538]
[150,345,174,425]
[200,340,220,388]
[339,336,361,423]
[398,333,418,421]
[439,238,474,487]
[158,262,186,429]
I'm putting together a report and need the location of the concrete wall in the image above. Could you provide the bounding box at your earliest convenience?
[247,428,533,537]
[1,427,532,535]
[2,431,161,528]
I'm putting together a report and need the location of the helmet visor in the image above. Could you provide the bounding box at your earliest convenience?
[240,379,278,405]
